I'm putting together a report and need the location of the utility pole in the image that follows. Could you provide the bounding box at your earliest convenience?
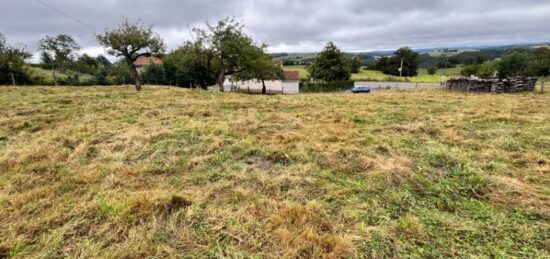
[399,58,404,78]
[443,51,449,77]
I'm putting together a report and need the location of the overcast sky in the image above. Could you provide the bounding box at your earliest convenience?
[1,0,550,58]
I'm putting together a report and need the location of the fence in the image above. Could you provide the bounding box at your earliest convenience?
[299,80,355,93]
[355,81,443,91]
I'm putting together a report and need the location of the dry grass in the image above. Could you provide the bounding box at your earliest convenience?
[0,86,549,258]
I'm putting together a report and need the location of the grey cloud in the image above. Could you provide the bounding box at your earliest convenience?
[1,0,549,56]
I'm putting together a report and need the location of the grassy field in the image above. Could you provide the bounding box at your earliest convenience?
[0,86,549,258]
[283,65,462,83]
[26,66,94,84]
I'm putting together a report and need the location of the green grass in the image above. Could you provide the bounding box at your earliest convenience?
[0,86,549,257]
[283,65,462,83]
[283,65,310,80]
[26,66,93,83]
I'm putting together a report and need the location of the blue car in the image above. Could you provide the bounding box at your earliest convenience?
[352,86,371,93]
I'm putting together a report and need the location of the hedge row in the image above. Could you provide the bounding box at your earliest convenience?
[299,80,355,93]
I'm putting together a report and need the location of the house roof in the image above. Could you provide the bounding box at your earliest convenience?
[133,55,162,66]
[283,70,300,81]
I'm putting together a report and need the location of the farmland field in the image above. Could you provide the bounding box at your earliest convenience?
[0,86,549,258]
[283,65,462,83]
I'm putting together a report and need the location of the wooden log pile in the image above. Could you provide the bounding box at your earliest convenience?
[446,77,537,93]
[445,78,494,93]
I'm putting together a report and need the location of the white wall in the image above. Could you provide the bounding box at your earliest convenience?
[223,78,299,94]
[283,81,299,94]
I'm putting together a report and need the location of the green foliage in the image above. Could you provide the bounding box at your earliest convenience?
[0,33,31,85]
[38,34,80,70]
[94,66,110,86]
[234,50,284,94]
[165,17,277,90]
[163,41,218,88]
[375,47,419,77]
[299,80,355,92]
[427,67,437,75]
[498,51,530,78]
[308,42,351,82]
[460,65,479,77]
[96,18,165,61]
[96,18,165,90]
[528,47,550,77]
[460,62,497,79]
[142,63,167,85]
[349,56,362,73]
[75,54,100,74]
[194,17,269,89]
[108,61,134,85]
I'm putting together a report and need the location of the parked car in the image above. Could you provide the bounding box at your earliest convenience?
[352,86,371,93]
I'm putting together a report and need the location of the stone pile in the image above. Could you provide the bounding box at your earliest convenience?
[445,77,537,93]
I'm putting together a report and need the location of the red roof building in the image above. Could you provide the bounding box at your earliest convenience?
[133,55,162,68]
[283,70,300,81]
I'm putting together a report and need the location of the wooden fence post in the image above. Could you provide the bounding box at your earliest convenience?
[10,72,16,86]
[542,79,545,93]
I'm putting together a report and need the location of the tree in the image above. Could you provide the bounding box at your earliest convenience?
[393,47,419,77]
[374,47,419,77]
[427,67,437,75]
[349,56,362,73]
[39,34,80,69]
[142,63,167,85]
[194,17,266,91]
[498,51,530,78]
[40,52,53,64]
[94,65,110,85]
[39,34,80,85]
[460,65,479,77]
[96,55,112,68]
[163,40,218,88]
[234,49,284,94]
[109,60,134,85]
[308,42,351,82]
[0,33,31,85]
[96,18,165,91]
[75,54,100,74]
[477,62,497,79]
[528,47,550,77]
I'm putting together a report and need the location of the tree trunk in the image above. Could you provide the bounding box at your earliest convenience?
[217,70,225,92]
[261,79,267,95]
[130,64,142,91]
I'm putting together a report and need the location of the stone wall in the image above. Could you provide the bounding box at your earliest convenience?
[445,77,537,93]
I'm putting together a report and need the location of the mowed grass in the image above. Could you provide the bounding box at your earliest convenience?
[283,65,462,83]
[0,86,549,258]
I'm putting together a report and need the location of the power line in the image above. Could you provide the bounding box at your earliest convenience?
[35,0,99,31]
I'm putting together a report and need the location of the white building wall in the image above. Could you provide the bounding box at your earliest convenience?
[222,78,299,94]
[282,81,300,94]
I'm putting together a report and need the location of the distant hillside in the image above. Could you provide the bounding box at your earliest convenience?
[272,42,550,67]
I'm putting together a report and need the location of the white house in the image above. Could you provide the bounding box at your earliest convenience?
[222,70,300,94]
